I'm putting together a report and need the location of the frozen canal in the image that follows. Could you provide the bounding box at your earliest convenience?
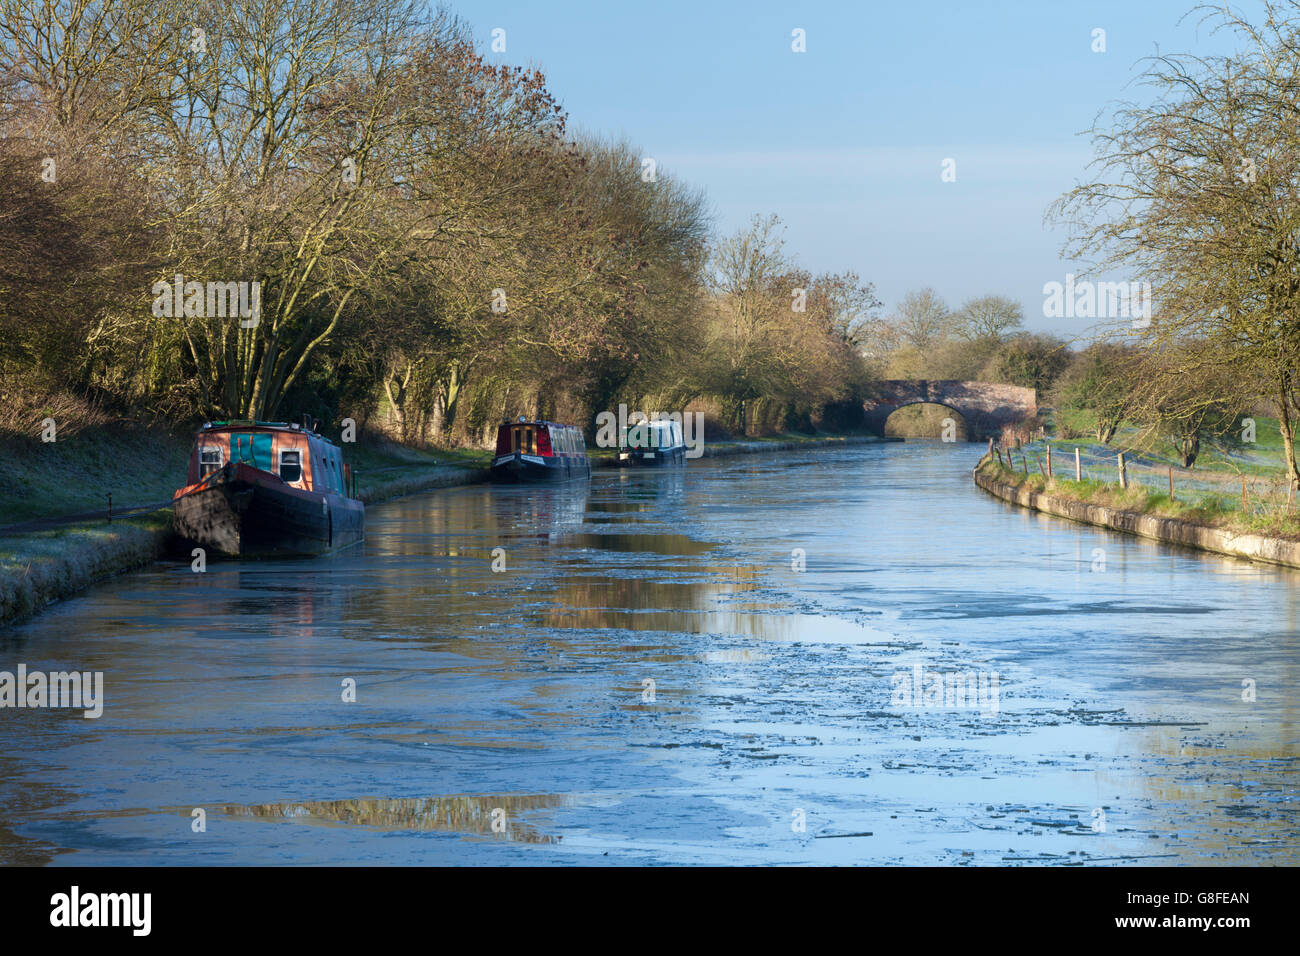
[1,441,1296,864]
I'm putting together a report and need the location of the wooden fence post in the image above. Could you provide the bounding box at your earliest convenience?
[1168,465,1174,501]
[1118,452,1127,489]
[1074,447,1081,481]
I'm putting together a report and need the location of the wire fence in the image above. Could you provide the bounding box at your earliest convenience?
[989,438,1297,521]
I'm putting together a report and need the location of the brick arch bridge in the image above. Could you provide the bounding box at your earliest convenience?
[863,380,1037,439]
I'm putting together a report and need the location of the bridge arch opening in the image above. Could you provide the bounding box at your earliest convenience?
[882,402,970,441]
[863,380,1037,440]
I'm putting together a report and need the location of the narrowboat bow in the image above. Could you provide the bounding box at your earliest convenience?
[490,418,591,483]
[618,418,687,466]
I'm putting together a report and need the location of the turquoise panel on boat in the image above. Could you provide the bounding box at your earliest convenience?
[232,432,274,470]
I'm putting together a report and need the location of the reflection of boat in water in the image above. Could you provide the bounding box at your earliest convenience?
[490,418,591,483]
[495,481,589,540]
[172,419,364,557]
[615,464,686,507]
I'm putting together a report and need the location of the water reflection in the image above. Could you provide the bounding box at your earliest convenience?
[218,793,572,843]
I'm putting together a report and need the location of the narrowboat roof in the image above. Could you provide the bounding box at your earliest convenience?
[197,420,341,447]
[498,418,580,429]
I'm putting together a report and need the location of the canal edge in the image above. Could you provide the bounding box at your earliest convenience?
[972,454,1300,570]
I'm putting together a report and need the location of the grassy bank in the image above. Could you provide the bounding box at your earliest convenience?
[0,513,172,625]
[0,426,191,527]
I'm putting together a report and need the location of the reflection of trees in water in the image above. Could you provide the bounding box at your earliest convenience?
[384,486,591,545]
[540,563,768,633]
[220,793,571,843]
[538,564,811,647]
[0,753,68,865]
[1118,727,1300,861]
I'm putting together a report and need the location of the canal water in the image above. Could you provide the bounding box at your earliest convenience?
[1,441,1296,865]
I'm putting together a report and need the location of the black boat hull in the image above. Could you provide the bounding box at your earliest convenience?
[173,465,364,557]
[618,446,686,466]
[489,452,590,483]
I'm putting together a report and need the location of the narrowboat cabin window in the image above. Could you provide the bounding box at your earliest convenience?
[199,446,223,477]
[279,450,302,483]
[511,425,538,456]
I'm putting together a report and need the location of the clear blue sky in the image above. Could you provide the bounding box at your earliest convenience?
[459,0,1261,338]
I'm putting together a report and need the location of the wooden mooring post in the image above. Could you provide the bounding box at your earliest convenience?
[1117,452,1127,489]
[1045,445,1052,481]
[1074,447,1081,481]
[1168,465,1174,501]
[106,492,112,524]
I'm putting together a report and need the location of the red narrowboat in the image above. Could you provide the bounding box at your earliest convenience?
[490,418,591,483]
[172,420,365,557]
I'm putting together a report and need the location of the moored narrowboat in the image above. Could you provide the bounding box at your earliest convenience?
[490,418,591,483]
[172,420,364,557]
[618,418,686,466]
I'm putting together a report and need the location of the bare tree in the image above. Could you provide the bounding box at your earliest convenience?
[953,295,1024,342]
[1049,1,1300,488]
[891,288,951,352]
